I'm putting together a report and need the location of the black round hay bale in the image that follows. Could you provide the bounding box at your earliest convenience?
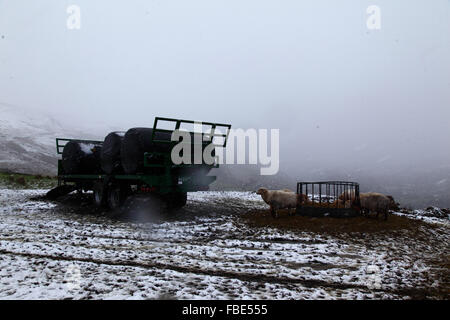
[101,131,126,174]
[120,128,172,174]
[62,141,102,174]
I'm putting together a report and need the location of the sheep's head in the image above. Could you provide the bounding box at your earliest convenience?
[256,188,268,196]
[297,193,308,204]
[387,195,399,210]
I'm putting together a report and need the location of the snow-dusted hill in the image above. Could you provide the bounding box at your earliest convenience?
[0,104,108,175]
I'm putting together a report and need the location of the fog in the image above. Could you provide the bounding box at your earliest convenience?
[1,1,449,206]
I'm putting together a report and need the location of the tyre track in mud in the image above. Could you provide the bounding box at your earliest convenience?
[0,230,363,286]
[0,222,333,253]
[0,248,390,294]
[2,247,440,299]
[0,222,326,247]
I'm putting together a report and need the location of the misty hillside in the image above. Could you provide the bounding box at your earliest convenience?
[0,105,62,175]
[0,104,107,175]
[210,165,298,192]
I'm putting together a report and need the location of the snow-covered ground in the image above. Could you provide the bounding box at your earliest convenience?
[0,190,448,299]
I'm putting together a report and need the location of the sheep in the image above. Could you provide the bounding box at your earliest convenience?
[386,195,400,211]
[297,193,309,204]
[359,192,391,220]
[328,199,352,208]
[337,199,353,209]
[256,188,303,218]
[338,190,356,202]
[299,197,353,209]
[345,200,352,209]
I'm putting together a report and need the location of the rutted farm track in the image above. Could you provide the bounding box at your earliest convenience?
[0,190,448,299]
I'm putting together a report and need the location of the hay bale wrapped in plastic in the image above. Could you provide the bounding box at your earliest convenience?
[62,141,102,174]
[101,131,126,174]
[120,128,172,174]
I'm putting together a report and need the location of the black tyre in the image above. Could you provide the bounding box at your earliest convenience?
[101,131,125,174]
[93,181,107,207]
[107,185,128,211]
[62,141,102,174]
[120,128,172,174]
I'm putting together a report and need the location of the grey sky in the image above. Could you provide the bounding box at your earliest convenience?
[1,0,449,175]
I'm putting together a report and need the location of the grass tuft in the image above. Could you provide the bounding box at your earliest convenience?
[0,172,57,189]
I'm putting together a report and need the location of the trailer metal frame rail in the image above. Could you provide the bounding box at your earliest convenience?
[151,117,232,147]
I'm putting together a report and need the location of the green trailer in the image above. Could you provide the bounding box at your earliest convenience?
[47,117,231,214]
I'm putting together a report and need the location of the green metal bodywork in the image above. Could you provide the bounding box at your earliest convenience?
[56,117,231,194]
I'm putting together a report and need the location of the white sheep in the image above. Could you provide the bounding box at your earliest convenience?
[386,195,399,210]
[338,190,356,202]
[334,199,353,208]
[256,188,303,218]
[306,199,352,208]
[359,192,391,220]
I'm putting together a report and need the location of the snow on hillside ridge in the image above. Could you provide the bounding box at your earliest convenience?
[0,104,115,175]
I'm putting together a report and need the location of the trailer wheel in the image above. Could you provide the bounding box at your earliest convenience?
[107,185,128,211]
[93,181,107,207]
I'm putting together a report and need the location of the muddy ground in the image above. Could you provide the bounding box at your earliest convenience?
[0,189,448,299]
